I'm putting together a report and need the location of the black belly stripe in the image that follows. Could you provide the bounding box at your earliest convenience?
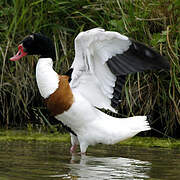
[95,106,122,118]
[49,116,77,136]
[59,120,77,136]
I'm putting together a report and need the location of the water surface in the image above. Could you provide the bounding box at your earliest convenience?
[0,141,180,179]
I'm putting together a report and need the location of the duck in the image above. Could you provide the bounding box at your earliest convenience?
[10,28,169,154]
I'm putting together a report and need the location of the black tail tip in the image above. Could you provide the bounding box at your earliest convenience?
[147,115,152,126]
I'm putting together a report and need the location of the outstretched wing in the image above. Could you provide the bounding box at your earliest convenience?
[70,28,169,111]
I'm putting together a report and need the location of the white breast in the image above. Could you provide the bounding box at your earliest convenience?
[36,58,59,99]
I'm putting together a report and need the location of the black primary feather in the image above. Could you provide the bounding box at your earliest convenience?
[107,39,170,109]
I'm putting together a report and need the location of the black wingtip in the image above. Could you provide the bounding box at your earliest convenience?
[131,39,170,70]
[161,56,170,70]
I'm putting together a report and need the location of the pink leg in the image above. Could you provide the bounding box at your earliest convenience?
[70,144,77,154]
[70,133,79,154]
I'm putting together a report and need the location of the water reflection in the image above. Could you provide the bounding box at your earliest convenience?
[1,141,180,180]
[50,155,151,179]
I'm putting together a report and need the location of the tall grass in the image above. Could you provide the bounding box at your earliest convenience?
[0,0,179,137]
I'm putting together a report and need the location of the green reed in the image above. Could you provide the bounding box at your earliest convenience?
[0,0,179,137]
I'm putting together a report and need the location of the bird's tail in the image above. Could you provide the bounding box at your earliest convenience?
[128,116,151,132]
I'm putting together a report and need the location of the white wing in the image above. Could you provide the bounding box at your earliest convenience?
[70,28,130,112]
[70,28,169,111]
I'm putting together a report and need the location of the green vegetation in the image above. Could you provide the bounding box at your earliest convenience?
[120,137,180,149]
[0,0,179,136]
[0,130,180,149]
[0,129,70,142]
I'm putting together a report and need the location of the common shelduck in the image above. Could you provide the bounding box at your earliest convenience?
[10,28,169,154]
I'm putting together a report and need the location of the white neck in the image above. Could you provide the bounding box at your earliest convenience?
[36,58,59,98]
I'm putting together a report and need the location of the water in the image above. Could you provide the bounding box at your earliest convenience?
[0,141,180,180]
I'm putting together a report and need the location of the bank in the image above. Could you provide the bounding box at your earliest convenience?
[0,130,180,149]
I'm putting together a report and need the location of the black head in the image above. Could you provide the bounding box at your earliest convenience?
[10,33,56,61]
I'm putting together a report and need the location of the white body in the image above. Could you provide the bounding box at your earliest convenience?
[35,28,151,153]
[55,92,150,153]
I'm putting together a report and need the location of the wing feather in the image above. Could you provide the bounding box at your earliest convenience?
[70,28,169,110]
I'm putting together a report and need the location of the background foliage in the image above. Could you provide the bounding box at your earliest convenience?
[0,0,179,137]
